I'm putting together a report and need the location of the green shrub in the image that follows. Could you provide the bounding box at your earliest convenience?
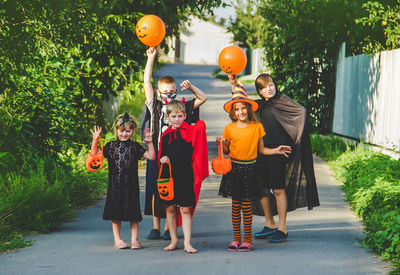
[310,133,354,161]
[1,167,74,233]
[0,153,107,253]
[311,134,400,268]
[332,146,400,202]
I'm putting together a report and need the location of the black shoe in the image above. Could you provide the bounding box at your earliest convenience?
[147,229,162,240]
[254,226,277,239]
[268,230,288,243]
[163,229,171,240]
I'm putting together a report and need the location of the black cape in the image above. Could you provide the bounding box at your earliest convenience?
[252,94,320,216]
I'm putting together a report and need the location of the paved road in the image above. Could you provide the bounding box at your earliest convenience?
[0,64,391,274]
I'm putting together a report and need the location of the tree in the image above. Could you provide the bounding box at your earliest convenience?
[0,0,222,162]
[356,0,400,53]
[228,0,370,133]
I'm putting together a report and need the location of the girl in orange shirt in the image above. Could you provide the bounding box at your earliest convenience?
[216,83,291,252]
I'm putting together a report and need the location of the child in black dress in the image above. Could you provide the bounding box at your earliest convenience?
[90,113,155,249]
[158,100,208,253]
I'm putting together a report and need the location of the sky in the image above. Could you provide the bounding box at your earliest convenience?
[213,0,236,21]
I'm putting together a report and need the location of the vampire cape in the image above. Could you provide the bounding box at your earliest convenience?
[252,94,320,216]
[158,121,209,225]
[141,96,199,218]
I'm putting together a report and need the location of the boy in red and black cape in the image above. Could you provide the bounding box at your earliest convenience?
[157,100,208,253]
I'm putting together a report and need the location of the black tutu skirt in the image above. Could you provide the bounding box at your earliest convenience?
[218,161,262,201]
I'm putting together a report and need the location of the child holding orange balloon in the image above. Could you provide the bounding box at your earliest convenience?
[142,46,208,241]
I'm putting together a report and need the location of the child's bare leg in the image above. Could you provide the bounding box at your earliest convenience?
[112,221,122,243]
[274,189,288,233]
[260,195,277,228]
[130,221,139,242]
[180,207,197,253]
[164,205,178,251]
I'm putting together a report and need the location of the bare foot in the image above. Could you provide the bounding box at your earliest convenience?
[164,242,178,251]
[184,244,198,253]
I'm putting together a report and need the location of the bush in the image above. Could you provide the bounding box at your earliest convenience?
[0,153,107,253]
[311,134,400,269]
[310,133,354,161]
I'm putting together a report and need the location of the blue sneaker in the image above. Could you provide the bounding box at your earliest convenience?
[268,230,288,243]
[254,226,277,239]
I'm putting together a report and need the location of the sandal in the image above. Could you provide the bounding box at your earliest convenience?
[238,242,253,252]
[131,240,142,250]
[114,239,129,249]
[228,241,240,251]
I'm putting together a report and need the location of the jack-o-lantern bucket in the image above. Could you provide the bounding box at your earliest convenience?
[157,161,174,201]
[86,137,104,172]
[212,141,232,175]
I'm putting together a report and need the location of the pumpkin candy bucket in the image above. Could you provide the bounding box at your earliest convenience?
[212,141,232,175]
[157,161,174,201]
[86,137,104,172]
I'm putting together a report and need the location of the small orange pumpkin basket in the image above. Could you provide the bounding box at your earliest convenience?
[157,161,174,201]
[86,137,104,172]
[212,141,232,175]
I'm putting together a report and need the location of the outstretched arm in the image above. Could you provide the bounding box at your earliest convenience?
[90,126,102,154]
[142,128,155,160]
[180,80,208,109]
[258,138,291,157]
[228,74,237,93]
[144,47,157,104]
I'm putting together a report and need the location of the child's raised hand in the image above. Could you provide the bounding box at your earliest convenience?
[228,74,237,86]
[275,145,292,158]
[160,156,170,164]
[180,80,192,91]
[143,128,154,143]
[90,126,102,140]
[146,47,156,58]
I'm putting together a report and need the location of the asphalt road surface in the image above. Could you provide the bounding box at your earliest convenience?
[0,64,391,275]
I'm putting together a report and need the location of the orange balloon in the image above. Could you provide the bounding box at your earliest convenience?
[218,46,247,75]
[136,15,166,47]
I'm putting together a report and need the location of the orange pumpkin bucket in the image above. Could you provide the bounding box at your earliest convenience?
[212,141,232,175]
[157,161,174,201]
[86,137,104,172]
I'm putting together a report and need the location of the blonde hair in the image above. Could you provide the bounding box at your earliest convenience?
[113,113,137,137]
[229,102,258,122]
[166,100,186,115]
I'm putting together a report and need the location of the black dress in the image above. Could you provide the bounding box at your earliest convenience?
[103,140,146,221]
[159,129,195,207]
[256,102,293,190]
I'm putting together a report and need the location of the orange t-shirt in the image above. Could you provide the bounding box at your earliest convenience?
[223,122,266,161]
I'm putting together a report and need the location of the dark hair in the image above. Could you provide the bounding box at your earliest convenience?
[229,101,258,122]
[255,73,279,99]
